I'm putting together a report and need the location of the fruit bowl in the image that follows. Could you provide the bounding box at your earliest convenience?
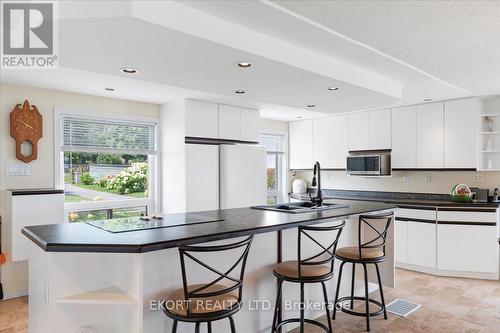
[450,184,473,202]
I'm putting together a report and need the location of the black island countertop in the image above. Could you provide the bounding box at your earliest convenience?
[22,200,396,254]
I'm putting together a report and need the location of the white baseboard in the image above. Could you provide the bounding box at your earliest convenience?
[396,263,499,280]
[1,289,28,300]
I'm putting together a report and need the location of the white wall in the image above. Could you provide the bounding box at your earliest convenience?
[293,170,500,195]
[260,118,288,134]
[0,83,160,298]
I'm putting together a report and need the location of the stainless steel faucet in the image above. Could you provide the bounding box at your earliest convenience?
[309,161,324,207]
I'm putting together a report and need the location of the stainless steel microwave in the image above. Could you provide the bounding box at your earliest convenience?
[346,153,391,176]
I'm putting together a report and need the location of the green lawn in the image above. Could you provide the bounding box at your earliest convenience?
[65,194,91,202]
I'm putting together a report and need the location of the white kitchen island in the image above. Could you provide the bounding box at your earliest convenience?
[23,200,396,333]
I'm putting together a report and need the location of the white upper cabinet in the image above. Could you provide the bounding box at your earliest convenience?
[392,106,417,168]
[219,104,242,140]
[417,102,444,168]
[289,120,313,169]
[444,98,478,168]
[348,109,391,151]
[240,108,260,142]
[348,112,370,151]
[369,109,392,150]
[313,115,348,169]
[185,100,219,138]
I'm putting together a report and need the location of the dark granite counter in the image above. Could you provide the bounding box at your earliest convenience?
[291,189,500,209]
[7,188,64,196]
[22,200,396,253]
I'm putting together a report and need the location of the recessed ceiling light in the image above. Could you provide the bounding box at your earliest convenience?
[424,98,433,102]
[328,87,339,91]
[120,67,138,74]
[234,90,246,94]
[104,88,115,91]
[296,116,303,119]
[306,104,316,108]
[237,62,252,68]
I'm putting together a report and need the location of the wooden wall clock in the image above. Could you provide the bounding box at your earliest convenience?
[10,100,43,163]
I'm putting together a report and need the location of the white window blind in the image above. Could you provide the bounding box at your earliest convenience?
[61,115,156,154]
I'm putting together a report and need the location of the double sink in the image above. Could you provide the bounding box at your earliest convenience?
[252,201,348,214]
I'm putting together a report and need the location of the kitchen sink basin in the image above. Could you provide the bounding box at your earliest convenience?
[251,201,349,213]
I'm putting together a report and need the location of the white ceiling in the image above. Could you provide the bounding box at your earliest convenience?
[271,0,500,96]
[1,1,498,121]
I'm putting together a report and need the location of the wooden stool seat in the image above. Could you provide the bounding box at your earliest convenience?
[274,260,331,279]
[335,247,384,261]
[165,284,239,317]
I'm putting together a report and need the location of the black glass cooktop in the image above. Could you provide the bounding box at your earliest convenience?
[86,213,224,233]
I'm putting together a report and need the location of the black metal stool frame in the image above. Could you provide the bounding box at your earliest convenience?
[271,221,345,333]
[332,213,393,332]
[163,236,253,333]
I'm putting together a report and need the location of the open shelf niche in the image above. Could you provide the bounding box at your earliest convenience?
[48,251,143,333]
[479,96,500,170]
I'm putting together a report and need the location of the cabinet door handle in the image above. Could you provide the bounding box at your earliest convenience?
[43,281,51,305]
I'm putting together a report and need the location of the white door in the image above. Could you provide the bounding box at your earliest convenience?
[220,145,267,209]
[437,224,498,273]
[289,120,313,169]
[369,109,392,150]
[417,102,444,168]
[348,112,369,151]
[394,219,408,264]
[240,108,260,143]
[313,115,348,169]
[444,98,478,168]
[407,221,437,268]
[392,106,417,168]
[185,100,219,138]
[185,144,219,212]
[219,105,241,140]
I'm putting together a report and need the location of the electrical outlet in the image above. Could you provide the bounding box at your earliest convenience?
[403,176,410,183]
[425,173,431,183]
[76,327,94,333]
[473,174,485,183]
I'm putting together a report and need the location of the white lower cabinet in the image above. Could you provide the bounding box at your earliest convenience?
[437,209,499,274]
[396,206,499,279]
[407,221,436,269]
[437,224,498,273]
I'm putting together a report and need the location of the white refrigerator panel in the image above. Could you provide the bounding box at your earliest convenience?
[220,144,267,209]
[185,144,219,212]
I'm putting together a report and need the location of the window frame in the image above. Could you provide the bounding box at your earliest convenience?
[260,131,288,204]
[54,108,159,221]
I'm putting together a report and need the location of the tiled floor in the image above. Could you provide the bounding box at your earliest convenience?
[0,269,499,333]
[0,295,27,333]
[290,268,500,333]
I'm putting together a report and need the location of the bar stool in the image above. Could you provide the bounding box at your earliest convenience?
[271,221,345,333]
[163,236,253,333]
[332,213,393,332]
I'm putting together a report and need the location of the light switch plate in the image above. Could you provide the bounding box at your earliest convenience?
[6,164,30,176]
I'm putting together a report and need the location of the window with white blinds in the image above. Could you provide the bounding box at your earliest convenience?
[61,115,156,154]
